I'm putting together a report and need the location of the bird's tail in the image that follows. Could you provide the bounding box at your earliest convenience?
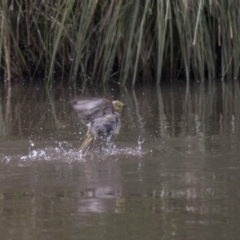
[78,132,94,155]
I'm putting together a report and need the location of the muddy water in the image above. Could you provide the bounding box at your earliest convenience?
[0,81,240,240]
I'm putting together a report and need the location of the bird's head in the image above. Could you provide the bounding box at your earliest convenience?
[112,100,126,113]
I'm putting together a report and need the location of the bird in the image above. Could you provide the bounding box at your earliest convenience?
[72,98,126,155]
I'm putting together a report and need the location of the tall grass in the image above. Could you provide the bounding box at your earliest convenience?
[0,0,240,85]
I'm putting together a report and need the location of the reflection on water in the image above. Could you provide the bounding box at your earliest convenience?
[0,81,240,240]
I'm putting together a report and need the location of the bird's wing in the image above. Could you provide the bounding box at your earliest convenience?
[72,98,113,120]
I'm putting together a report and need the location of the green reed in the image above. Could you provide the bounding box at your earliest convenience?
[0,0,240,85]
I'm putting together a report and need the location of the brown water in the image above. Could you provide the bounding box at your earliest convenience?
[0,81,240,240]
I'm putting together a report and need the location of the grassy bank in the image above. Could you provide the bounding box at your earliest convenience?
[0,0,239,85]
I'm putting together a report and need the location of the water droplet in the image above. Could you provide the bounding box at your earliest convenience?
[138,136,145,150]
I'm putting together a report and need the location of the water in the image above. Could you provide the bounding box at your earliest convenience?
[0,81,240,240]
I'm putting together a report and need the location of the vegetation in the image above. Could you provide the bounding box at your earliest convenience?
[0,0,240,86]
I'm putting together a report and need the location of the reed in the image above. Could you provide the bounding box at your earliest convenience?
[0,0,240,85]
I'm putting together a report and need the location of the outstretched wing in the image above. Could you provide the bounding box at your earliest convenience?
[72,98,114,121]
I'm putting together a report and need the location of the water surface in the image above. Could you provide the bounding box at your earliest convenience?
[0,81,240,240]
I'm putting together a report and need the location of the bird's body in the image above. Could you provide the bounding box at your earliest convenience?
[72,98,125,155]
[79,112,121,154]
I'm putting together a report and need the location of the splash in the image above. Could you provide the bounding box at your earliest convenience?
[1,137,146,164]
